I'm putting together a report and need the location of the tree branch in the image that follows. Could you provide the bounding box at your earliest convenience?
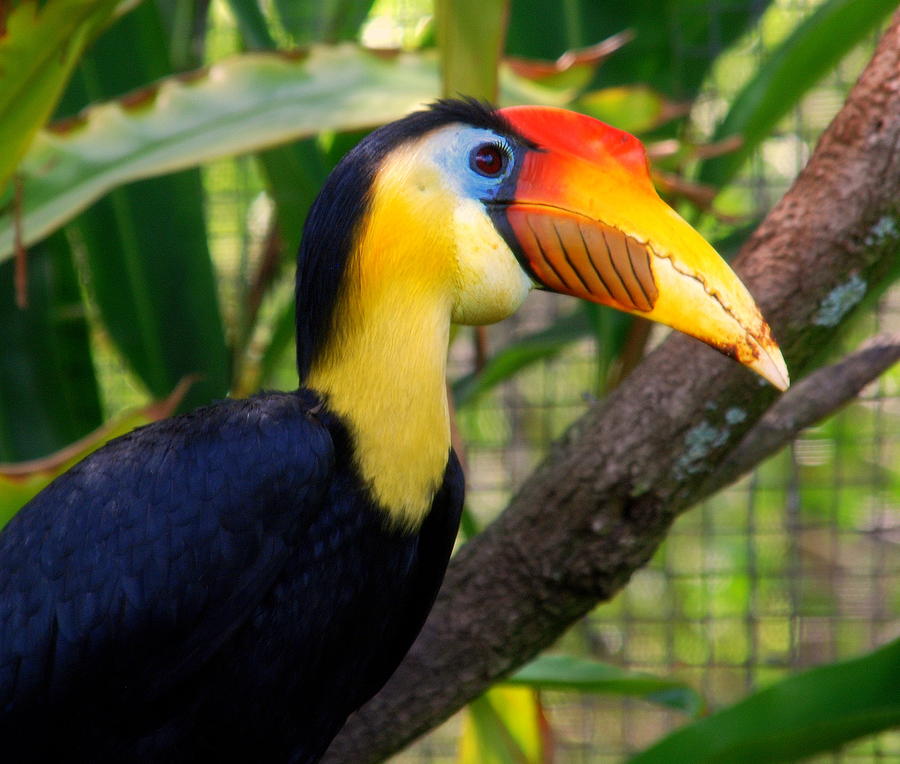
[326,14,900,763]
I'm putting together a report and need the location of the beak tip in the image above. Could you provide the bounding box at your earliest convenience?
[750,342,790,392]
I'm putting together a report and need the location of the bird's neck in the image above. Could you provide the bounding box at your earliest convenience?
[306,179,456,531]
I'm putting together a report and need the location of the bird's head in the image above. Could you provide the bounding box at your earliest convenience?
[298,98,788,391]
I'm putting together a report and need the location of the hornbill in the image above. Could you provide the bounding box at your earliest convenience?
[0,99,788,763]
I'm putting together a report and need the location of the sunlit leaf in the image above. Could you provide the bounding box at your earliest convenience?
[0,45,577,259]
[630,638,900,764]
[436,0,508,99]
[458,687,546,764]
[0,0,124,190]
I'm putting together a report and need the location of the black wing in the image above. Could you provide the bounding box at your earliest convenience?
[0,391,333,728]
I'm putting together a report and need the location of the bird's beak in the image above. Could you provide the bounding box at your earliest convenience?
[490,106,789,391]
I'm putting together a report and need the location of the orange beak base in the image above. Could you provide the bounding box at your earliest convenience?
[487,105,789,391]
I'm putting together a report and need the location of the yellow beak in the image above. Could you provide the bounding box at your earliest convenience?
[494,106,789,391]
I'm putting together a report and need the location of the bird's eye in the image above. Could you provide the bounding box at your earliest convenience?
[469,143,507,177]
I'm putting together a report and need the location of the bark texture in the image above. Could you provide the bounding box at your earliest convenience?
[326,14,900,763]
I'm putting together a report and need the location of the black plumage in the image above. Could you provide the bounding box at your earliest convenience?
[0,391,463,762]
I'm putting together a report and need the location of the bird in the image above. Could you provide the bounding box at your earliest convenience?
[0,99,788,763]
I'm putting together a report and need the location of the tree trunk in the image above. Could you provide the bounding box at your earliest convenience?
[325,14,900,763]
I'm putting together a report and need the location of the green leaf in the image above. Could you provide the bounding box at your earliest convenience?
[273,0,377,45]
[453,308,591,407]
[506,654,703,716]
[0,473,45,531]
[0,232,102,461]
[458,687,544,764]
[228,1,364,371]
[60,2,229,410]
[227,0,345,264]
[77,171,229,408]
[225,0,277,49]
[155,0,209,71]
[575,85,689,135]
[259,301,297,382]
[458,504,482,541]
[583,302,634,392]
[0,0,123,190]
[629,638,900,764]
[506,0,770,101]
[0,46,437,259]
[255,139,329,269]
[437,0,509,100]
[698,0,898,190]
[0,45,576,260]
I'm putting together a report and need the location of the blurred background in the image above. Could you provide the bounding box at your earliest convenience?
[1,0,898,761]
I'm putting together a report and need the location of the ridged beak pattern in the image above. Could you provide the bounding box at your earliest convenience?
[493,105,789,391]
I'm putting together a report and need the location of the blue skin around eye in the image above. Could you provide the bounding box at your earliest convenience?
[432,128,524,203]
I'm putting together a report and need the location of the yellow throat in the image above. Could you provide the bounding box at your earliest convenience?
[306,151,457,530]
[305,127,532,529]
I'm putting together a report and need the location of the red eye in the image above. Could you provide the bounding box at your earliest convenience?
[470,143,506,177]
